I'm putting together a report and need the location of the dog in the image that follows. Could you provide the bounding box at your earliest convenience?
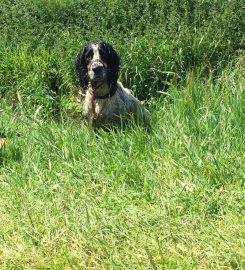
[76,41,149,128]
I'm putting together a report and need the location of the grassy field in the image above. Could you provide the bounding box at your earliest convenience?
[1,0,245,269]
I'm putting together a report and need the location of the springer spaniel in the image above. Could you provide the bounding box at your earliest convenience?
[76,41,149,128]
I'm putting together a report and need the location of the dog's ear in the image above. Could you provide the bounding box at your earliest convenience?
[75,47,88,90]
[105,43,120,91]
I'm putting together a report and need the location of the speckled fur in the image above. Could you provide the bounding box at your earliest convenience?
[83,82,149,128]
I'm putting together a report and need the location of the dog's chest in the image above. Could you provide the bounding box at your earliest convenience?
[84,92,125,121]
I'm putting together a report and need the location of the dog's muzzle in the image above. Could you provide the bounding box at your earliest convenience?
[88,59,106,81]
[91,61,104,73]
[89,60,104,73]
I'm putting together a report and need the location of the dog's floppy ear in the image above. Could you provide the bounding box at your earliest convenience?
[75,46,88,90]
[105,43,120,91]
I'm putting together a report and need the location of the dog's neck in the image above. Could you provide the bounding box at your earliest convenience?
[88,80,117,119]
[88,81,108,98]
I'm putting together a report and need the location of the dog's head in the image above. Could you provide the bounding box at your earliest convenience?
[76,41,120,91]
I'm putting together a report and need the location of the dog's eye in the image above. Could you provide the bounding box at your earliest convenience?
[85,50,93,62]
[99,49,107,60]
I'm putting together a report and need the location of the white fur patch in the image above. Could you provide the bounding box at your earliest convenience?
[91,44,100,61]
[88,44,106,81]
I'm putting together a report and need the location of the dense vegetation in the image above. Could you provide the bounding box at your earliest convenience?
[0,0,244,269]
[0,0,244,112]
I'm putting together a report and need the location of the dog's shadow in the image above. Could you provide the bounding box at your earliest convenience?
[84,111,152,135]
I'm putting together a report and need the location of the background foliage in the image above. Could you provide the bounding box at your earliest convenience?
[0,0,244,114]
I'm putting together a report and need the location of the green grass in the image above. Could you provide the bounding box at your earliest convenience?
[1,64,245,269]
[0,0,245,268]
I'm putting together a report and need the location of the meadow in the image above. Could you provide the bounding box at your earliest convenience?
[0,0,245,269]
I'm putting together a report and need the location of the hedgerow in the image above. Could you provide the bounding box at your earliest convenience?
[0,0,244,113]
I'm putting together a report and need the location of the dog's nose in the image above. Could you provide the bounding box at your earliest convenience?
[92,62,103,73]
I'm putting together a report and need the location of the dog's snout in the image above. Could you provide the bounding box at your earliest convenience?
[92,62,103,73]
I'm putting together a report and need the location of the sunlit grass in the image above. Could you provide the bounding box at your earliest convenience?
[1,66,244,269]
[0,0,244,268]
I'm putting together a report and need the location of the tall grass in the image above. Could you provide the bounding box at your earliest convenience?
[1,63,244,268]
[0,1,245,269]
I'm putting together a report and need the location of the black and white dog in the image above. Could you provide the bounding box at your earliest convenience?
[76,41,149,128]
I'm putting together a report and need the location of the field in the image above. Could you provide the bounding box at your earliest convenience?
[0,0,245,269]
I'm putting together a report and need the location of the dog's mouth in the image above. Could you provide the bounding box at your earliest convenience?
[91,80,104,89]
[90,75,105,82]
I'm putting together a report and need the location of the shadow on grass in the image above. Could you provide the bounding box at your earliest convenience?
[0,137,22,166]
